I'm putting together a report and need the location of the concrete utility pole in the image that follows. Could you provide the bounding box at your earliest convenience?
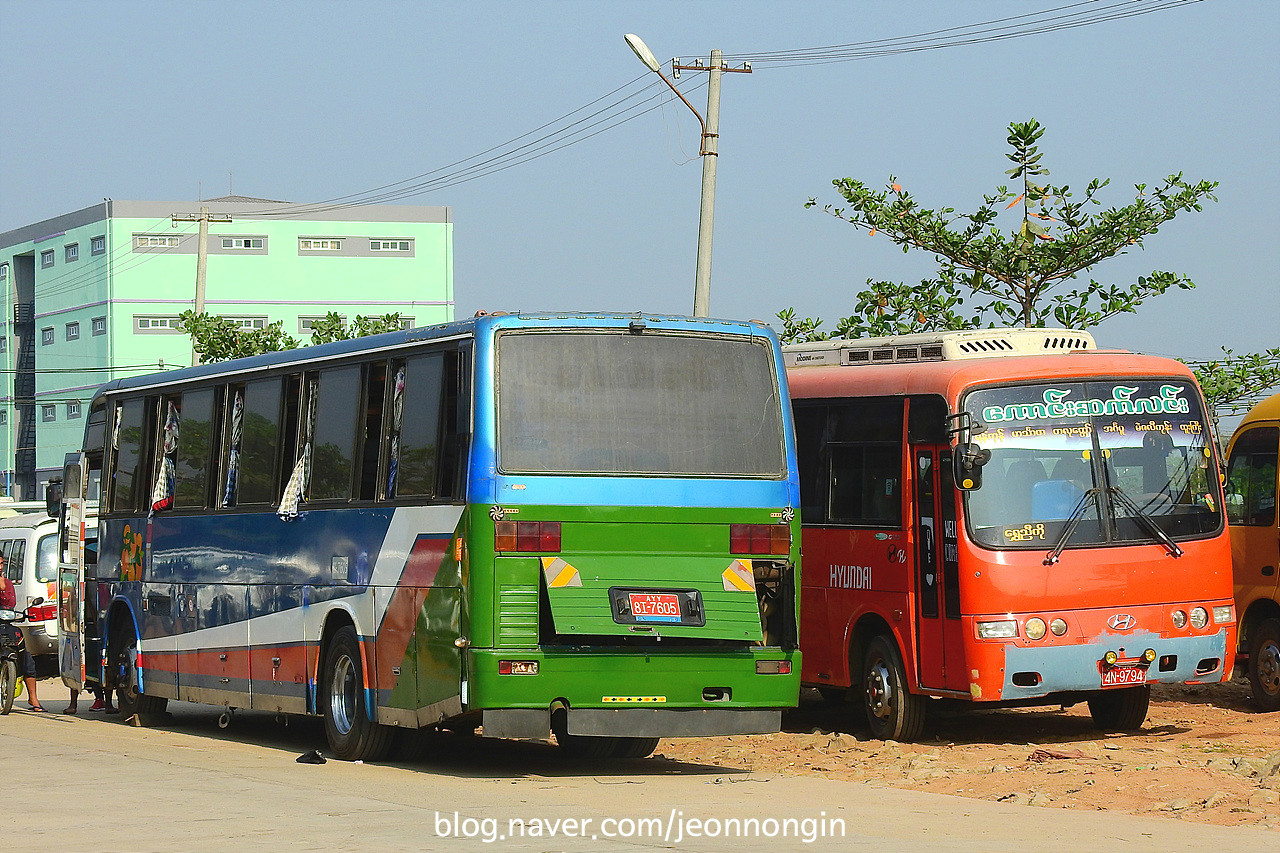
[625,36,750,317]
[172,206,231,364]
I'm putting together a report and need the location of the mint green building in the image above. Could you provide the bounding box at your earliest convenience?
[0,197,453,498]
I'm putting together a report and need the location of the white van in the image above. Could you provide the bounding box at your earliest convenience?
[0,514,62,659]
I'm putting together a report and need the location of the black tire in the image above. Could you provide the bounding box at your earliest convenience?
[862,635,926,741]
[1246,617,1280,712]
[113,635,168,724]
[550,709,617,760]
[612,736,660,759]
[0,658,16,715]
[1087,684,1150,731]
[321,626,393,761]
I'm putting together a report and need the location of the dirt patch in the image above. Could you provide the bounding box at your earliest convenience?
[658,679,1280,831]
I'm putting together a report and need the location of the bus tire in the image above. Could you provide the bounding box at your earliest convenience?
[612,737,660,759]
[862,635,926,741]
[114,635,168,724]
[1087,685,1150,731]
[1246,618,1280,712]
[550,709,616,760]
[321,626,393,762]
[0,657,16,715]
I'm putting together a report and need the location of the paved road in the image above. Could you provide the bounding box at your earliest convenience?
[2,698,1273,852]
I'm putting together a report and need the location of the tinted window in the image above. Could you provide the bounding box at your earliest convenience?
[310,367,362,501]
[36,534,57,583]
[394,354,444,498]
[1226,426,1278,527]
[792,397,904,527]
[111,398,148,512]
[238,379,283,505]
[175,389,216,509]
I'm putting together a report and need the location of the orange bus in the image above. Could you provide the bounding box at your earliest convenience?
[785,329,1235,740]
[1222,391,1280,711]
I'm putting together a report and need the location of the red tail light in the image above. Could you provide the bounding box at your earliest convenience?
[730,523,791,556]
[494,520,561,553]
[28,604,57,622]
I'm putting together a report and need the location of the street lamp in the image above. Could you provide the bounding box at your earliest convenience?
[625,34,749,318]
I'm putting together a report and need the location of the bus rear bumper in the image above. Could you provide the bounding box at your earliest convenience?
[481,707,782,739]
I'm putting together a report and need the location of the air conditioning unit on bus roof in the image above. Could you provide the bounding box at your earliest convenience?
[782,328,1096,368]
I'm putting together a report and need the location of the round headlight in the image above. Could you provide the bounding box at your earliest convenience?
[1104,650,1119,666]
[1025,617,1047,640]
[1050,618,1068,636]
[1190,607,1208,629]
[1143,648,1157,663]
[1171,610,1187,629]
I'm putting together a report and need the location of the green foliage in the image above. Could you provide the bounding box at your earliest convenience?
[180,310,405,363]
[783,118,1217,340]
[179,311,298,363]
[1188,347,1280,420]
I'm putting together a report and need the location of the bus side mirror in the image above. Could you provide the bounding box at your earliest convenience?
[44,478,63,518]
[953,444,990,491]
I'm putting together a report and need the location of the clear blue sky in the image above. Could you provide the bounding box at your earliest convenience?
[2,1,1275,372]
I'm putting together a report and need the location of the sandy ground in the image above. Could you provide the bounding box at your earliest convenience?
[658,678,1280,832]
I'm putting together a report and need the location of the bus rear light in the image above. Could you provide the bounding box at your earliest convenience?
[730,523,791,556]
[494,521,561,553]
[497,660,539,675]
[976,620,1017,639]
[755,660,792,675]
[26,604,57,622]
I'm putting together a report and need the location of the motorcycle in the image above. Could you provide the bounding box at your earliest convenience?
[0,597,41,715]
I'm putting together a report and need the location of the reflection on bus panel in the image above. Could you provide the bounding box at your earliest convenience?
[785,328,1235,741]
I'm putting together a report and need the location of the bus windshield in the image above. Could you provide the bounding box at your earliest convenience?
[962,379,1221,550]
[496,329,786,477]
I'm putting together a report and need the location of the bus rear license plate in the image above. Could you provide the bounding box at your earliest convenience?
[629,593,682,622]
[1101,666,1146,687]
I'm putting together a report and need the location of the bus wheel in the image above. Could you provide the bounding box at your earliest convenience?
[1087,685,1150,731]
[550,709,617,760]
[862,635,926,741]
[0,657,16,715]
[612,737,660,759]
[1247,618,1280,712]
[321,626,393,762]
[114,635,167,724]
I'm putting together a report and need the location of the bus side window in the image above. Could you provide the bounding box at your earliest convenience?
[394,353,444,498]
[175,388,216,509]
[1225,426,1278,526]
[438,348,471,500]
[828,398,903,527]
[358,362,389,502]
[310,366,362,502]
[109,397,154,514]
[792,403,828,525]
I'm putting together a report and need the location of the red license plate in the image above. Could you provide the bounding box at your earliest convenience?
[1101,665,1147,687]
[629,593,681,621]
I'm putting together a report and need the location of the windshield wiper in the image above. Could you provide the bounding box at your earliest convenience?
[1108,486,1184,559]
[1043,488,1104,566]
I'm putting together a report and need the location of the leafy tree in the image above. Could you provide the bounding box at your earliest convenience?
[181,310,404,363]
[307,311,404,345]
[1187,347,1280,422]
[785,118,1217,337]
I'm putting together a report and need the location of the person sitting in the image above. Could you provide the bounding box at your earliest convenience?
[0,572,43,712]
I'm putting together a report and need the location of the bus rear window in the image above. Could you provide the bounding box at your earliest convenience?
[496,330,786,477]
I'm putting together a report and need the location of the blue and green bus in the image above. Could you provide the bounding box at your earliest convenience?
[57,312,800,760]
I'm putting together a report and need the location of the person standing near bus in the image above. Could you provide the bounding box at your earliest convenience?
[0,565,44,712]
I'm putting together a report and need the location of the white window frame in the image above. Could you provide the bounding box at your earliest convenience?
[134,315,183,333]
[299,238,343,251]
[41,327,55,346]
[40,249,55,268]
[0,262,7,281]
[221,237,265,250]
[91,235,106,255]
[65,242,79,262]
[66,402,82,419]
[135,235,180,249]
[65,321,80,341]
[92,316,107,336]
[0,410,6,426]
[370,239,412,252]
[222,315,268,330]
[298,314,347,334]
[41,404,56,423]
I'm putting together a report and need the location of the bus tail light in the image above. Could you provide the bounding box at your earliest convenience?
[755,660,792,675]
[494,521,561,553]
[497,660,539,675]
[26,604,56,622]
[730,524,791,556]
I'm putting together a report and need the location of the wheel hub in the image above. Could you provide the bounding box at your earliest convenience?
[328,654,356,735]
[866,659,894,720]
[1258,641,1280,696]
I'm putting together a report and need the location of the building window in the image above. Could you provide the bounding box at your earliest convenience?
[135,315,183,333]
[66,402,82,419]
[41,405,56,422]
[221,237,265,249]
[298,314,345,333]
[92,316,107,335]
[65,243,79,262]
[398,316,415,329]
[41,327,54,346]
[0,410,6,426]
[223,315,268,330]
[66,322,80,341]
[91,235,106,255]
[0,337,6,354]
[135,235,180,249]
[0,263,7,281]
[300,238,343,251]
[41,249,55,268]
[370,239,412,252]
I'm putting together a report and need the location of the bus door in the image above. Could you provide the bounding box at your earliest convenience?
[912,448,967,692]
[57,454,88,691]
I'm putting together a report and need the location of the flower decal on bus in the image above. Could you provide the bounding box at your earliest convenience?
[121,524,144,582]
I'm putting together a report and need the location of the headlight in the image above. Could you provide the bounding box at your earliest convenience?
[1212,605,1233,625]
[977,620,1018,639]
[1050,618,1068,636]
[1024,617,1047,640]
[1171,610,1187,629]
[1189,607,1208,630]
